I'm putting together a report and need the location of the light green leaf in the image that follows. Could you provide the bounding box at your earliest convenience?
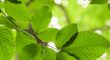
[55,24,78,48]
[56,52,76,60]
[41,47,56,60]
[38,28,59,42]
[16,31,36,60]
[90,0,108,4]
[0,16,14,28]
[19,44,42,60]
[20,44,56,60]
[16,31,56,60]
[28,0,54,12]
[5,1,31,29]
[31,6,52,33]
[0,26,15,60]
[63,31,109,60]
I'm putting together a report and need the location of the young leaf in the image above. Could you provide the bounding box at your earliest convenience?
[20,44,56,60]
[5,1,31,29]
[28,0,54,12]
[63,31,109,60]
[41,47,56,60]
[16,31,37,60]
[31,6,52,33]
[19,44,42,60]
[0,26,15,60]
[56,52,76,60]
[0,16,14,28]
[55,24,78,48]
[16,31,36,53]
[90,0,108,4]
[38,28,59,42]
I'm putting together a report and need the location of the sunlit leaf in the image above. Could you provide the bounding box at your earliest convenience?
[31,6,52,33]
[63,31,109,60]
[0,26,15,60]
[38,28,59,42]
[56,52,76,60]
[5,1,31,29]
[55,24,78,48]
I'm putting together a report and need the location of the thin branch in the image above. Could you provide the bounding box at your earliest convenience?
[0,10,19,28]
[26,24,48,46]
[0,10,47,47]
[55,4,71,24]
[92,25,110,31]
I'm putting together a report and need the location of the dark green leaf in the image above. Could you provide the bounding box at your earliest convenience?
[90,0,108,4]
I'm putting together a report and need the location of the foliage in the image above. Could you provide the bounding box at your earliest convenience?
[0,0,110,60]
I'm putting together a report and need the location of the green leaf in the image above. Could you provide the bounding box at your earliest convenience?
[41,47,56,60]
[31,6,52,33]
[0,26,15,60]
[38,28,59,42]
[16,31,36,60]
[63,31,109,60]
[19,44,42,60]
[90,0,108,4]
[5,1,31,29]
[16,31,36,52]
[55,24,78,48]
[0,16,14,28]
[56,52,76,60]
[28,0,54,12]
[20,44,56,60]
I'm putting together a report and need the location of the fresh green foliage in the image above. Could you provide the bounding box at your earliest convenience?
[62,31,109,60]
[0,16,14,28]
[55,24,78,48]
[5,1,30,28]
[56,52,76,60]
[31,6,52,33]
[0,26,15,60]
[38,28,59,42]
[0,0,110,60]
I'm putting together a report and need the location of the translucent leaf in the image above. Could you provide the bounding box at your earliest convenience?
[0,26,15,60]
[31,6,52,33]
[19,44,42,60]
[16,31,36,60]
[56,52,76,60]
[55,24,78,48]
[41,47,56,60]
[38,28,59,42]
[20,44,56,60]
[28,0,54,12]
[5,1,31,29]
[0,16,14,28]
[63,31,109,60]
